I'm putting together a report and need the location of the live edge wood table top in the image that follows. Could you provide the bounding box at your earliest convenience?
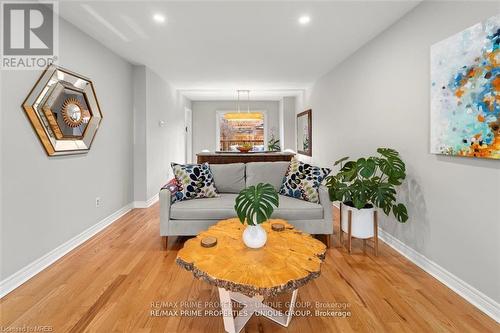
[176,218,326,297]
[196,152,295,164]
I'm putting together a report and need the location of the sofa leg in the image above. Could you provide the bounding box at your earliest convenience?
[325,234,331,249]
[163,236,168,250]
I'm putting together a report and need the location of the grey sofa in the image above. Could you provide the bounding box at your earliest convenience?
[160,161,333,248]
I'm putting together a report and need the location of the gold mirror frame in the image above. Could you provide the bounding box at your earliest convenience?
[22,65,103,156]
[61,97,84,128]
[297,109,312,156]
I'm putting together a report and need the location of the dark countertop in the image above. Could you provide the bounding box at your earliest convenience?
[197,151,295,156]
[196,151,295,164]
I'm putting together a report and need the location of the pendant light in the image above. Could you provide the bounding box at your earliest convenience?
[237,90,241,113]
[236,90,251,113]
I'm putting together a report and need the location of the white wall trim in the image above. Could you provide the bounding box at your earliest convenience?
[378,228,500,323]
[0,203,134,298]
[133,193,159,209]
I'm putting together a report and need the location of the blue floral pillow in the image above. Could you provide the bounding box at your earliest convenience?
[171,162,219,202]
[279,158,331,203]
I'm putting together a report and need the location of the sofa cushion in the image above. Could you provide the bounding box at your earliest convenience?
[171,193,238,220]
[274,195,323,220]
[245,161,290,192]
[171,162,219,201]
[210,163,245,193]
[170,194,322,220]
[279,158,331,203]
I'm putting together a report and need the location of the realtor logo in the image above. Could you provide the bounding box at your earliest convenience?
[1,1,58,69]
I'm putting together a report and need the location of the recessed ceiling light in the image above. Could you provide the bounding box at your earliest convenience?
[153,13,166,24]
[298,15,311,25]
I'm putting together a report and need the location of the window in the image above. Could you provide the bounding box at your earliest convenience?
[217,111,267,152]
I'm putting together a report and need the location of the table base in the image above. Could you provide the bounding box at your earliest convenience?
[218,288,298,333]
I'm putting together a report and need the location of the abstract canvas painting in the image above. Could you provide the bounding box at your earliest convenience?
[431,14,499,159]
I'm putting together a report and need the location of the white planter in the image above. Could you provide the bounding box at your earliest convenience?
[242,224,267,248]
[341,204,375,239]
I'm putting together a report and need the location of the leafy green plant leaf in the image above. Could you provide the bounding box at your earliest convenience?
[340,160,356,172]
[358,157,376,178]
[370,182,396,207]
[328,182,351,202]
[234,183,279,225]
[377,148,399,159]
[392,203,408,222]
[379,156,405,182]
[340,161,358,181]
[334,156,350,166]
[388,175,404,186]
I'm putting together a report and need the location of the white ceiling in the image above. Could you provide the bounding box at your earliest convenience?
[58,1,420,99]
[180,89,304,101]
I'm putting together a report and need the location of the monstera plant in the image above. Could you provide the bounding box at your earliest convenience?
[234,183,279,248]
[325,148,409,226]
[235,183,279,225]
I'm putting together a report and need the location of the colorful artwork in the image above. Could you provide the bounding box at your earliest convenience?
[431,14,500,159]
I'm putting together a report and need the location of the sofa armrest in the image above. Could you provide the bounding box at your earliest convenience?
[159,189,171,236]
[318,186,333,231]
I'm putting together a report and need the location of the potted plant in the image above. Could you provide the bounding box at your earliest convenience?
[234,183,279,248]
[325,148,408,239]
[267,127,281,151]
[267,135,280,152]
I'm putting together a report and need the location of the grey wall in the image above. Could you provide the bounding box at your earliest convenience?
[145,69,179,200]
[191,100,280,160]
[280,97,296,151]
[133,66,148,202]
[133,66,189,201]
[181,95,193,163]
[306,1,500,302]
[0,18,134,278]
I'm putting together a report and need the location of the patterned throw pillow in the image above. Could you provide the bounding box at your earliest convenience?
[279,158,331,203]
[161,178,181,203]
[171,162,219,201]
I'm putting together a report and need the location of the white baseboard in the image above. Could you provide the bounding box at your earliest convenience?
[133,193,159,209]
[0,203,133,298]
[378,228,500,323]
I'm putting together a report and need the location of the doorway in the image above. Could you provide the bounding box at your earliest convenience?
[185,107,193,163]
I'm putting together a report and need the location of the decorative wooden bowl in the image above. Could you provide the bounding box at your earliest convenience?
[237,146,252,153]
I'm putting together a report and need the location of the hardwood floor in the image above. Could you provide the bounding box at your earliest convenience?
[1,203,498,332]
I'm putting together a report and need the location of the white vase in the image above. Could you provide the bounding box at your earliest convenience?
[341,203,375,239]
[242,224,267,248]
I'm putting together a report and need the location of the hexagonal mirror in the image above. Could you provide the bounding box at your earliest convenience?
[22,65,102,156]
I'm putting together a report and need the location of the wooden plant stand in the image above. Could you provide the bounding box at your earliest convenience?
[176,219,326,333]
[339,203,379,256]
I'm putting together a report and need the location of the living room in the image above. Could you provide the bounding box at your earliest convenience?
[1,1,499,332]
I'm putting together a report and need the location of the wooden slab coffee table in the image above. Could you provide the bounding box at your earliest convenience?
[176,218,326,333]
